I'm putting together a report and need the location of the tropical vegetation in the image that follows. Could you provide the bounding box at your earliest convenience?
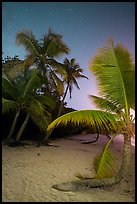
[56,58,88,117]
[2,29,88,142]
[45,39,135,191]
[2,69,56,143]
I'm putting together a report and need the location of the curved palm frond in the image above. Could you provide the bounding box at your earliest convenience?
[89,38,135,115]
[43,29,70,57]
[50,70,64,95]
[31,112,50,133]
[34,95,56,110]
[2,98,18,114]
[50,59,67,76]
[2,77,18,99]
[16,30,41,56]
[29,99,51,132]
[74,73,88,79]
[22,72,41,97]
[94,135,120,178]
[89,95,123,114]
[71,77,80,90]
[23,54,36,69]
[46,110,123,138]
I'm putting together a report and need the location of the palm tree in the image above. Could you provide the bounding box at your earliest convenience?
[56,58,88,117]
[2,69,56,143]
[14,28,70,96]
[44,39,135,191]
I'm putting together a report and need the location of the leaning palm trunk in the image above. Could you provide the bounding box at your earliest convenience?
[119,133,131,177]
[52,133,131,191]
[57,83,69,117]
[16,113,30,141]
[5,109,20,143]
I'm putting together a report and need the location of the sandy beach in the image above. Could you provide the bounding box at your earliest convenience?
[2,134,135,202]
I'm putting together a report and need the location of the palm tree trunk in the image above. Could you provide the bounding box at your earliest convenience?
[43,83,69,142]
[5,109,20,143]
[16,113,30,141]
[51,134,132,191]
[57,83,69,117]
[119,133,131,177]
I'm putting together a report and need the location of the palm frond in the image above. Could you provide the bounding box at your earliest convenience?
[94,136,120,178]
[22,72,40,97]
[2,77,17,99]
[2,98,18,114]
[16,30,41,56]
[89,95,123,114]
[44,30,70,57]
[30,112,50,133]
[46,110,123,138]
[50,59,67,76]
[89,39,135,114]
[23,54,36,69]
[28,99,46,115]
[71,77,80,90]
[74,73,88,80]
[34,95,56,110]
[50,70,64,95]
[29,99,51,132]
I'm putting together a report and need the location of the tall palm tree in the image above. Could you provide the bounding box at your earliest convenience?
[14,28,70,95]
[2,69,56,143]
[44,39,135,191]
[57,58,88,117]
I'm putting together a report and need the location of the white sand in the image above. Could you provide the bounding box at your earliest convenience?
[2,134,135,202]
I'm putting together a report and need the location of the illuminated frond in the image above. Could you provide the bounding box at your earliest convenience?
[94,136,119,178]
[46,110,123,138]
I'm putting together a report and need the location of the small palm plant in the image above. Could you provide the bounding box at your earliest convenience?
[44,39,135,191]
[2,69,56,143]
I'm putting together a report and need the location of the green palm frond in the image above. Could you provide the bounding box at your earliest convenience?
[22,72,40,97]
[30,111,50,133]
[28,99,46,115]
[89,39,135,114]
[34,95,56,110]
[94,135,119,178]
[46,110,123,138]
[29,99,51,132]
[50,70,64,95]
[23,54,36,69]
[50,60,67,76]
[74,73,88,79]
[44,29,70,57]
[2,98,18,114]
[72,77,80,90]
[16,30,41,56]
[89,95,123,114]
[2,77,17,99]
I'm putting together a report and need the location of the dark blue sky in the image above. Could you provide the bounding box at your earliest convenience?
[2,2,135,110]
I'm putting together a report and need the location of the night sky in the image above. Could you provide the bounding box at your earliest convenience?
[2,2,135,110]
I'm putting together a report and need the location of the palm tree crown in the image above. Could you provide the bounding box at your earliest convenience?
[2,69,56,142]
[56,58,88,117]
[62,58,88,98]
[44,39,135,191]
